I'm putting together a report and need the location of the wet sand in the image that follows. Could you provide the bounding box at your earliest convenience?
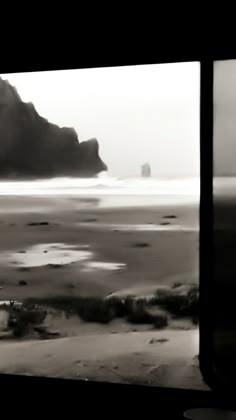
[0,196,198,301]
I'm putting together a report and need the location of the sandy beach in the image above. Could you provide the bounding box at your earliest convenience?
[0,194,207,390]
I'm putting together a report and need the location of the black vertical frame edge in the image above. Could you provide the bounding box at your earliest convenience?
[199,57,236,404]
[199,60,216,391]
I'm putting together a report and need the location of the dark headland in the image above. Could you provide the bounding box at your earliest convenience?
[0,78,107,178]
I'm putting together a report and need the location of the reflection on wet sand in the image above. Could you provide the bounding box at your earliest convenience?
[3,243,91,267]
[0,242,126,272]
[76,222,198,232]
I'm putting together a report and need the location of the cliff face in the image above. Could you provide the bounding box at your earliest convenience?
[0,78,107,178]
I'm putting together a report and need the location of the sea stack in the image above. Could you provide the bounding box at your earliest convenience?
[141,163,151,178]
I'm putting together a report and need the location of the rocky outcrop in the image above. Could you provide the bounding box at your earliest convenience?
[0,78,107,178]
[141,163,151,177]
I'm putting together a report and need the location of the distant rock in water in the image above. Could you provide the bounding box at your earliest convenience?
[141,163,151,178]
[0,78,107,178]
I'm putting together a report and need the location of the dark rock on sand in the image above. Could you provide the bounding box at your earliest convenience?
[163,215,177,219]
[160,222,170,226]
[34,326,60,339]
[155,284,199,319]
[149,338,169,344]
[8,304,47,337]
[127,306,167,328]
[48,264,64,269]
[172,282,183,289]
[0,78,107,178]
[132,242,150,248]
[153,315,168,329]
[27,222,49,226]
[18,280,28,286]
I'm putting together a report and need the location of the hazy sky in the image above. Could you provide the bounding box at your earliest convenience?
[214,60,236,176]
[1,63,200,178]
